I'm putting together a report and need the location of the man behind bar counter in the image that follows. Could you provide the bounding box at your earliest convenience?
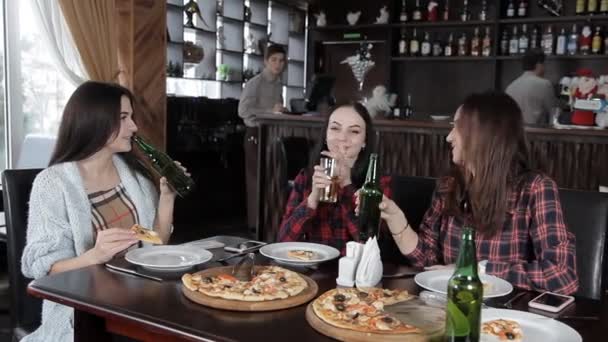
[506,48,557,125]
[238,44,286,231]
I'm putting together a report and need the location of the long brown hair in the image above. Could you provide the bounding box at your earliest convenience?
[445,91,532,236]
[49,81,152,180]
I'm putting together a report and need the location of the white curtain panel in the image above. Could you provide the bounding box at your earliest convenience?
[29,0,88,85]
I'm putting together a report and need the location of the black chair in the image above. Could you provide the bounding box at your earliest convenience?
[559,189,608,300]
[277,137,312,197]
[2,169,43,341]
[383,176,437,263]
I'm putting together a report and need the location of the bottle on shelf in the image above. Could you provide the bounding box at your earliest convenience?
[398,28,408,56]
[471,27,481,57]
[604,32,608,54]
[592,26,603,54]
[399,0,408,22]
[410,29,420,56]
[542,25,555,55]
[482,27,492,57]
[506,0,516,18]
[509,26,519,55]
[132,135,195,197]
[501,30,510,55]
[580,24,593,54]
[443,199,482,342]
[460,0,470,22]
[412,0,423,21]
[442,0,450,21]
[358,153,382,241]
[421,32,432,56]
[445,33,455,56]
[601,0,608,14]
[519,24,529,54]
[403,93,414,118]
[479,0,488,21]
[433,36,443,56]
[517,0,528,17]
[244,3,252,22]
[567,24,579,56]
[428,0,439,22]
[458,32,468,56]
[556,27,567,55]
[576,0,586,15]
[530,26,540,49]
[588,0,599,14]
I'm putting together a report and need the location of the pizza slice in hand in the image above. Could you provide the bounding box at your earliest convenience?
[131,224,163,244]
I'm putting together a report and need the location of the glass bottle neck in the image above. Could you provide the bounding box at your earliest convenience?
[454,226,478,276]
[365,154,378,185]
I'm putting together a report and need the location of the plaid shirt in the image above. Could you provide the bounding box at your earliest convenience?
[406,173,579,295]
[278,169,392,255]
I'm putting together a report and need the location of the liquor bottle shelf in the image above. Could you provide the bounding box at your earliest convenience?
[392,20,494,28]
[499,15,608,25]
[309,23,392,31]
[392,56,495,62]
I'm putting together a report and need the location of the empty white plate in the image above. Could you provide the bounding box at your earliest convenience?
[481,308,581,342]
[125,246,213,271]
[415,269,513,298]
[260,242,340,266]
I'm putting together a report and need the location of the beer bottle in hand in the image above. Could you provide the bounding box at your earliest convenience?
[132,135,195,197]
[445,198,482,342]
[358,153,382,241]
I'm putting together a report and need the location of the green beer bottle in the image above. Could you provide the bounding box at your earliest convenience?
[444,201,483,342]
[132,135,195,197]
[358,153,383,241]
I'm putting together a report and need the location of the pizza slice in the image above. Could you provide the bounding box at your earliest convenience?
[287,249,317,261]
[482,319,523,341]
[130,224,163,244]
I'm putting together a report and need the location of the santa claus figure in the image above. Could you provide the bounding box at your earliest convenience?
[571,68,599,126]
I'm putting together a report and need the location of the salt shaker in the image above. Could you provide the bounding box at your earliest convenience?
[336,241,364,287]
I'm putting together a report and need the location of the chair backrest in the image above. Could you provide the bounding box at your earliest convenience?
[383,176,437,263]
[2,169,43,337]
[559,189,608,300]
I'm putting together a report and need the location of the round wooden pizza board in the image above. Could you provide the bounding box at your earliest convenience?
[305,302,441,342]
[182,266,318,311]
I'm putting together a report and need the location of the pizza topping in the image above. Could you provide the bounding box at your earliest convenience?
[279,276,286,282]
[382,316,393,323]
[334,294,346,302]
[203,277,213,283]
[506,332,516,340]
[357,291,369,298]
[335,303,346,311]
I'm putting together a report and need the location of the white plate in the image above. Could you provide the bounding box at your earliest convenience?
[481,308,581,342]
[415,269,513,298]
[260,242,340,266]
[125,246,213,271]
[431,115,451,121]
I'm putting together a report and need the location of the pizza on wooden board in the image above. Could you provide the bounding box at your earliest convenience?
[182,266,308,301]
[130,224,163,244]
[312,287,422,334]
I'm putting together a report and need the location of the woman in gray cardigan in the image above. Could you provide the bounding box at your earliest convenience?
[21,81,184,341]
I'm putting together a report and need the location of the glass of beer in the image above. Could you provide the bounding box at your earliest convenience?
[319,157,339,203]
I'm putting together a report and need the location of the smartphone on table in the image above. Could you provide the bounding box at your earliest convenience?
[528,292,575,312]
[224,240,266,253]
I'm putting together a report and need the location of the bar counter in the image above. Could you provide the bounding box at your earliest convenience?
[255,113,608,241]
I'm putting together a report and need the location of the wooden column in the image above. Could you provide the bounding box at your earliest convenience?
[115,0,167,149]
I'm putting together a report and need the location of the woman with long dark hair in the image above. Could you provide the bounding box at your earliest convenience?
[21,81,185,341]
[278,103,391,254]
[375,91,578,294]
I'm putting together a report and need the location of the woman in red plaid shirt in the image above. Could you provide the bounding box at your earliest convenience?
[377,92,578,294]
[278,103,391,254]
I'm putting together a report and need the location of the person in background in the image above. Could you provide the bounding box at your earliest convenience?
[278,103,391,254]
[372,92,578,294]
[21,81,186,341]
[238,44,286,232]
[506,48,557,125]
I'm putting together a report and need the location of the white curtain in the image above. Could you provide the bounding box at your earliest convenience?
[29,0,88,85]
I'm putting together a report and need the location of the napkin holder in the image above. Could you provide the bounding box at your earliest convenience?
[355,237,383,288]
[336,241,364,287]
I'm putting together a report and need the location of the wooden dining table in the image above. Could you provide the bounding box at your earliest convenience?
[27,236,606,342]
